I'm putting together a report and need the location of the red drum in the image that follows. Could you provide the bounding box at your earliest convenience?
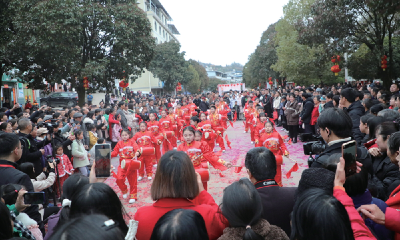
[155,135,164,141]
[197,162,210,182]
[140,147,155,156]
[191,111,198,116]
[165,131,174,138]
[172,125,178,131]
[127,159,141,170]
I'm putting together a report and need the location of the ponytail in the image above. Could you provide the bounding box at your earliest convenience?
[243,227,264,240]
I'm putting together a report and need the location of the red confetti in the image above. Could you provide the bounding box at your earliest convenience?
[225,135,232,149]
[288,138,292,145]
[219,172,225,177]
[283,135,288,139]
[285,163,299,178]
[233,112,237,122]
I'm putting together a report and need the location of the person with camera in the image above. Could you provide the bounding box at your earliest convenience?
[52,120,75,159]
[17,118,47,177]
[19,161,56,193]
[309,108,372,174]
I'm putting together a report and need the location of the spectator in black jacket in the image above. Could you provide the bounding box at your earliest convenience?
[300,93,314,134]
[193,95,201,107]
[198,97,209,112]
[262,93,274,118]
[340,88,366,145]
[17,118,46,177]
[241,92,249,108]
[0,133,44,234]
[324,92,334,109]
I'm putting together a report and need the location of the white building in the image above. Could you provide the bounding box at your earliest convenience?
[129,0,180,94]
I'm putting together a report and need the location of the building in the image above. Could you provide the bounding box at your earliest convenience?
[128,0,180,94]
[206,67,243,83]
[1,73,41,107]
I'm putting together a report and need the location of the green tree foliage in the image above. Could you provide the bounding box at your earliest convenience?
[296,0,400,87]
[188,59,209,91]
[207,77,224,92]
[347,44,377,80]
[149,41,188,92]
[185,65,200,94]
[1,0,155,105]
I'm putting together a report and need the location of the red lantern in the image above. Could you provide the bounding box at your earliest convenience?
[176,82,182,91]
[268,77,272,81]
[331,65,341,76]
[269,81,273,85]
[119,80,129,91]
[381,55,388,71]
[83,76,89,89]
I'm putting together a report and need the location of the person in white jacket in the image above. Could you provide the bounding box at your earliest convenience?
[19,162,56,192]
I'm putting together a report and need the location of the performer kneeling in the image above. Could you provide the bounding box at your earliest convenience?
[177,126,232,190]
[111,129,141,203]
[255,119,289,186]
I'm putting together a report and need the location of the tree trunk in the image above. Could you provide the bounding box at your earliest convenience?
[387,24,394,90]
[0,67,3,108]
[77,84,86,107]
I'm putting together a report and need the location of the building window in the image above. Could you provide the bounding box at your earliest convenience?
[154,21,157,31]
[159,26,161,34]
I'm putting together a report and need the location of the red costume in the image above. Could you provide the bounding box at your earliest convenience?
[198,120,217,151]
[108,113,120,140]
[174,107,185,140]
[256,131,289,186]
[177,141,227,190]
[54,154,73,197]
[147,120,163,163]
[216,102,229,129]
[159,116,174,153]
[244,106,257,141]
[168,113,178,147]
[208,112,226,151]
[131,131,159,178]
[182,105,191,127]
[111,140,140,200]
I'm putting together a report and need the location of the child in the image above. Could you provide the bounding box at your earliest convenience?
[111,113,122,149]
[71,129,90,176]
[244,101,257,143]
[111,130,140,203]
[177,126,232,190]
[147,112,163,165]
[256,119,289,186]
[208,105,226,152]
[232,101,240,120]
[194,130,203,142]
[159,110,175,153]
[54,144,74,197]
[131,122,161,181]
[198,112,217,151]
[88,124,98,150]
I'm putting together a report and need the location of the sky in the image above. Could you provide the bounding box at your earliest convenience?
[160,0,290,66]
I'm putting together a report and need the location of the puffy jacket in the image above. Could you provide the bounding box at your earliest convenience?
[284,100,302,125]
[346,101,365,145]
[300,98,313,124]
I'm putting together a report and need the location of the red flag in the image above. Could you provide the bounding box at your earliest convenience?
[229,121,234,128]
[285,163,299,178]
[215,150,223,157]
[233,112,237,122]
[219,172,225,177]
[288,138,292,145]
[225,135,232,149]
[283,135,288,139]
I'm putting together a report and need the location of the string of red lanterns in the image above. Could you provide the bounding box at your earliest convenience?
[381,55,388,71]
[331,55,342,76]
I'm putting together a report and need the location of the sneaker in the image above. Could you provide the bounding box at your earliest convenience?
[148,176,152,180]
[153,164,157,167]
[222,150,226,152]
[251,141,254,144]
[129,199,136,204]
[177,140,181,143]
[243,131,247,133]
[173,147,177,150]
[121,160,126,169]
[216,143,219,146]
[137,176,143,181]
[123,194,128,199]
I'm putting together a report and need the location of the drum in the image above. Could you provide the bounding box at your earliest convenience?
[172,125,177,131]
[155,135,164,141]
[165,131,174,138]
[128,159,141,170]
[191,111,198,116]
[140,147,155,156]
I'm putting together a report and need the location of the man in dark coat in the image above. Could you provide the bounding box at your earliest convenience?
[193,95,201,107]
[299,93,314,134]
[262,92,274,118]
[241,92,249,108]
[324,92,334,109]
[340,88,365,145]
[0,133,44,234]
[199,97,209,112]
[245,147,296,237]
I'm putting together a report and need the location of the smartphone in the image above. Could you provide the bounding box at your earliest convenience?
[342,140,357,177]
[70,119,74,124]
[24,192,45,205]
[94,144,111,178]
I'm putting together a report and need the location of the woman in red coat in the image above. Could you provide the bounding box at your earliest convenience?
[134,150,228,240]
[310,96,320,135]
[131,122,161,181]
[108,108,120,141]
[198,113,217,151]
[255,119,289,186]
[147,113,163,164]
[177,126,232,190]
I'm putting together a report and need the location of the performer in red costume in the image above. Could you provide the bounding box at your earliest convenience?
[208,105,226,152]
[54,144,74,197]
[111,129,141,203]
[244,101,257,143]
[177,126,232,190]
[147,113,163,164]
[255,119,289,186]
[254,113,269,146]
[174,102,185,142]
[168,107,178,147]
[198,112,217,151]
[159,109,175,153]
[187,98,198,117]
[181,101,191,127]
[214,99,229,129]
[131,122,161,181]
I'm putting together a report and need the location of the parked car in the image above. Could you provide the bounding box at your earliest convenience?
[40,92,78,107]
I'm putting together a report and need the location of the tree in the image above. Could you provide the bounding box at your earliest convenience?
[188,59,209,91]
[149,41,187,92]
[296,0,400,88]
[185,65,200,94]
[207,77,224,92]
[1,0,155,105]
[347,44,377,80]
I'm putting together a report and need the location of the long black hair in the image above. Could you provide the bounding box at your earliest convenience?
[49,214,125,240]
[150,209,209,240]
[69,183,129,234]
[221,179,264,240]
[291,188,354,240]
[0,201,13,239]
[19,162,36,179]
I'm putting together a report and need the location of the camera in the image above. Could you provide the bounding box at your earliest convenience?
[303,137,326,156]
[46,155,60,164]
[44,120,59,134]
